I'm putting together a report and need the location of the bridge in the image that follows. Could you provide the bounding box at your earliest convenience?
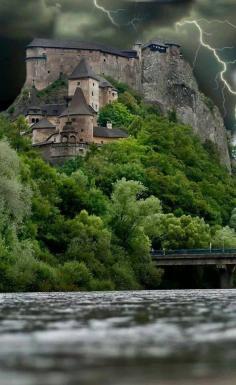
[151,249,236,289]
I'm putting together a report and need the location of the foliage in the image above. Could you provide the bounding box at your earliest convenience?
[1,78,236,291]
[229,208,236,230]
[212,226,236,248]
[98,102,134,128]
[36,77,68,100]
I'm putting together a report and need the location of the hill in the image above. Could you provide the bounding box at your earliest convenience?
[0,84,236,291]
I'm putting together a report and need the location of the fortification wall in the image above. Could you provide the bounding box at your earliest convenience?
[25,47,141,91]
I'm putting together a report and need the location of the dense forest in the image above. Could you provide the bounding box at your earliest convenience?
[1,80,236,291]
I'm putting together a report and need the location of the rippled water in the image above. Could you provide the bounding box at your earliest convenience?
[1,290,236,385]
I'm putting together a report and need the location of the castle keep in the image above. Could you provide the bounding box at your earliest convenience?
[19,37,230,168]
[25,38,141,91]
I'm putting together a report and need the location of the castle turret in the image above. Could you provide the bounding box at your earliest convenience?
[99,77,118,108]
[25,86,43,125]
[132,41,142,60]
[60,87,95,144]
[68,58,100,112]
[31,118,56,145]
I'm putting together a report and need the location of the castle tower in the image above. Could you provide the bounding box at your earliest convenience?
[59,87,95,144]
[132,41,143,60]
[26,86,43,125]
[68,58,100,112]
[99,77,118,108]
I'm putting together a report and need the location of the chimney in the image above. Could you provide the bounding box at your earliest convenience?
[106,122,112,130]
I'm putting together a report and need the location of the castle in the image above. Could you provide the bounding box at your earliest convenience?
[19,37,230,167]
[25,38,180,92]
[25,56,129,163]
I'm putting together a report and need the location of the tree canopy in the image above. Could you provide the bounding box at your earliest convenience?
[0,81,236,291]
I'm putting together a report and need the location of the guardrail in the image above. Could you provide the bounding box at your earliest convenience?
[151,248,236,256]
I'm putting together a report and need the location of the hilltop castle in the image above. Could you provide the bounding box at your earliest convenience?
[17,38,231,167]
[25,56,128,163]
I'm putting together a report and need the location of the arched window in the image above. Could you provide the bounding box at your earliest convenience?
[32,118,35,123]
[70,136,76,144]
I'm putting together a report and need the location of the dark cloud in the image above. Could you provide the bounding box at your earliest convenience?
[0,0,235,128]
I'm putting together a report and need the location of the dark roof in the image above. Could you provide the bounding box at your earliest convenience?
[143,40,168,49]
[121,50,138,58]
[27,106,43,115]
[98,76,116,90]
[29,86,40,106]
[27,86,42,114]
[69,58,100,81]
[27,38,138,59]
[41,104,66,116]
[93,126,128,138]
[60,88,95,117]
[31,118,56,130]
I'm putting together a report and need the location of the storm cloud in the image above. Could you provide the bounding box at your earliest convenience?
[0,0,235,128]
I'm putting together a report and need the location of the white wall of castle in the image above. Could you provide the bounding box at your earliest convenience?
[68,78,100,112]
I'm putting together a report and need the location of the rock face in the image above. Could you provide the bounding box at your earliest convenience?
[142,46,231,170]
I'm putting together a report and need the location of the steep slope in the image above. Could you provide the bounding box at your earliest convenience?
[142,47,231,170]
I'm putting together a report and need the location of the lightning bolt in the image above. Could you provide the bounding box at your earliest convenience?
[176,19,236,122]
[93,0,142,31]
[93,0,120,26]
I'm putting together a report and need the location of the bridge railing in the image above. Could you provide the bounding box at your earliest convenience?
[151,248,236,257]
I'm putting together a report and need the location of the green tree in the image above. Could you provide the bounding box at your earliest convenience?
[212,226,236,249]
[157,214,211,250]
[230,208,236,230]
[98,102,134,128]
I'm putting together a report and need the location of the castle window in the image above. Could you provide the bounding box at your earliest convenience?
[70,136,76,144]
[93,83,95,87]
[112,93,115,97]
[36,119,39,123]
[48,70,50,74]
[81,129,84,132]
[80,139,83,142]
[32,118,35,123]
[72,118,76,122]
[92,92,94,96]
[104,58,106,63]
[77,81,80,86]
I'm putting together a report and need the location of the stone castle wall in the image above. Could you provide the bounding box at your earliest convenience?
[59,115,94,143]
[25,47,141,91]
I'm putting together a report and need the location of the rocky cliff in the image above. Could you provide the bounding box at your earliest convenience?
[142,47,231,170]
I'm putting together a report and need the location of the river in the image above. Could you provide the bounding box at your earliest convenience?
[0,290,236,385]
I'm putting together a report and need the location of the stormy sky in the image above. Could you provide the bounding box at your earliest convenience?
[0,0,236,129]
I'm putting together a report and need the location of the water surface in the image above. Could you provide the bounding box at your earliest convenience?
[0,290,236,385]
